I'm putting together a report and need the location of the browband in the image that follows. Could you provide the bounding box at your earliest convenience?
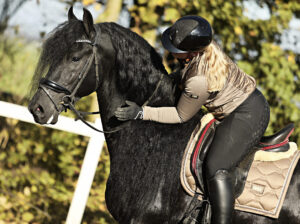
[75,39,94,45]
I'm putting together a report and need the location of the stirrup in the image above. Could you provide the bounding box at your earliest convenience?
[182,193,212,224]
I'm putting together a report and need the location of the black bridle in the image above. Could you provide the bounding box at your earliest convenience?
[39,36,164,134]
[38,38,114,133]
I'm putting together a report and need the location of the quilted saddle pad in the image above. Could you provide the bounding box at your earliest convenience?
[180,113,300,218]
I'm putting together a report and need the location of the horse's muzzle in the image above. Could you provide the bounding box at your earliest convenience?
[28,100,59,125]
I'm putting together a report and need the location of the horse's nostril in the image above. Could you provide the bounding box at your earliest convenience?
[36,105,44,114]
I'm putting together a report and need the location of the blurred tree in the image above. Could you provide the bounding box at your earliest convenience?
[0,0,299,223]
[0,0,29,34]
[130,0,300,145]
[0,0,29,63]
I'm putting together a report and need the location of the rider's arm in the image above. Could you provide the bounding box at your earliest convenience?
[143,75,210,123]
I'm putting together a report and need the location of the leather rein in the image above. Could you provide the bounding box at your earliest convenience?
[39,37,164,134]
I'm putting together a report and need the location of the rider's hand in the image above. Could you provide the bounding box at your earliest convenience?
[114,101,143,121]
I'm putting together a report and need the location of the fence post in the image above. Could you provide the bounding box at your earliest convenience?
[66,118,104,224]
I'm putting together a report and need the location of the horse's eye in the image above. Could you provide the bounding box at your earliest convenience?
[72,57,80,62]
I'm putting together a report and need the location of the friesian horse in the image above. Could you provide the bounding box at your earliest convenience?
[28,7,300,224]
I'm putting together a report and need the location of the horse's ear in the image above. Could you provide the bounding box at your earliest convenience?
[68,6,78,22]
[83,8,96,41]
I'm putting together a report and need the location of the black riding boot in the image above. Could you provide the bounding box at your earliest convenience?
[207,169,234,224]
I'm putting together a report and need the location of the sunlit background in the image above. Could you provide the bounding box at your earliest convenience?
[0,0,299,223]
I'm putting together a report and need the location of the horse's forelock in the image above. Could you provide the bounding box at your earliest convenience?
[29,20,86,97]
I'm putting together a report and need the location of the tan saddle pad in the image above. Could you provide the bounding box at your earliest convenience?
[180,113,300,219]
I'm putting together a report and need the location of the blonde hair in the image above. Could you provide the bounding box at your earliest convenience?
[183,41,229,92]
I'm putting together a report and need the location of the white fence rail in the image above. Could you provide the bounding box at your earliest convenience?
[0,100,105,224]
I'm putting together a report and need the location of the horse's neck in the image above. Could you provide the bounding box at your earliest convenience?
[98,23,176,105]
[95,26,177,131]
[96,73,176,123]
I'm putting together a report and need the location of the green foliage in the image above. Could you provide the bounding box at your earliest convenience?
[130,0,300,145]
[0,0,299,223]
[0,94,116,224]
[0,37,39,98]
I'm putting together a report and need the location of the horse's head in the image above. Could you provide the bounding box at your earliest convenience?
[28,7,101,124]
[29,6,176,127]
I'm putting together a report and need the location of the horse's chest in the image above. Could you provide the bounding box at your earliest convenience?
[105,171,168,223]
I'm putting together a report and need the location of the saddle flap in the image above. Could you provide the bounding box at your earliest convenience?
[192,119,217,193]
[180,113,216,199]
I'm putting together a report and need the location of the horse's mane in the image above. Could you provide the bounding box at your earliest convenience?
[30,20,173,106]
[29,20,87,96]
[98,23,171,106]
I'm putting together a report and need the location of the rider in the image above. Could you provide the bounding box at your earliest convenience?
[115,15,270,224]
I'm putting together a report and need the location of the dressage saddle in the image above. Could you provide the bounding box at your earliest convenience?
[182,120,295,224]
[194,121,294,197]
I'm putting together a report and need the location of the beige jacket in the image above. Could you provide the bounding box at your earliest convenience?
[143,53,256,123]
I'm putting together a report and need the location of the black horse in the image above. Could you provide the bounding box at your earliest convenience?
[28,7,300,224]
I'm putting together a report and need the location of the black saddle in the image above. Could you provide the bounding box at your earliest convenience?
[183,122,295,224]
[257,123,294,152]
[193,121,294,193]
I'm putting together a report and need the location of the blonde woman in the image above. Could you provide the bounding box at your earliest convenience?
[115,16,270,224]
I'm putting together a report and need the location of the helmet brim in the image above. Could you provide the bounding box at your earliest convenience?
[161,27,188,54]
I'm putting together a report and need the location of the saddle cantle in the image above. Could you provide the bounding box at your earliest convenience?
[180,114,299,219]
[258,123,294,152]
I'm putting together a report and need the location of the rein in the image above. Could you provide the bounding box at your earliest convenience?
[39,36,164,134]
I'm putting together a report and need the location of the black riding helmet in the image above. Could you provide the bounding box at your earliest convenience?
[161,15,213,53]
